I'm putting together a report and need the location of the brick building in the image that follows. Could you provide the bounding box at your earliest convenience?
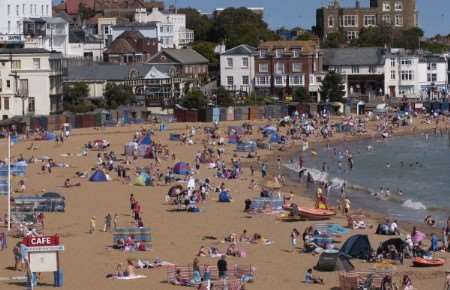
[316,0,417,41]
[254,40,322,99]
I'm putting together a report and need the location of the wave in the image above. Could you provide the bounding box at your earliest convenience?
[283,163,345,190]
[402,199,427,210]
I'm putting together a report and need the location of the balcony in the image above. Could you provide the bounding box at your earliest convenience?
[273,75,288,87]
[255,75,271,87]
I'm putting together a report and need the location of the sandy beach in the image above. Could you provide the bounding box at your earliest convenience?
[0,116,449,290]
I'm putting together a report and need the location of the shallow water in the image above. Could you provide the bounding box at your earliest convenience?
[285,133,450,226]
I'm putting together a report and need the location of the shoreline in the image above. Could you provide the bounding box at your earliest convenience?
[259,118,450,236]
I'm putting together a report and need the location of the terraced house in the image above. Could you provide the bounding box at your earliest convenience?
[254,40,322,100]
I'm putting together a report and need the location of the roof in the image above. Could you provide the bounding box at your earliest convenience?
[419,55,447,63]
[106,38,135,54]
[66,63,172,81]
[222,44,256,56]
[322,47,386,66]
[113,22,158,29]
[0,48,51,55]
[42,17,69,24]
[259,40,318,54]
[149,48,208,65]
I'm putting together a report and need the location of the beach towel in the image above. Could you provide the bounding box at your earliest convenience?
[113,275,146,280]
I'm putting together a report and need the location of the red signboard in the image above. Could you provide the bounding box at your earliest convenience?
[23,235,59,247]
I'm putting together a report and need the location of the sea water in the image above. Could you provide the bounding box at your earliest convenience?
[284,134,450,226]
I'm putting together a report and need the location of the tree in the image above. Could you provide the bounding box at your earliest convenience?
[63,82,94,113]
[319,72,346,103]
[78,3,95,22]
[321,32,346,48]
[192,41,218,66]
[215,86,234,106]
[181,90,208,109]
[103,83,135,109]
[393,27,424,50]
[209,8,278,47]
[294,87,312,103]
[178,8,212,41]
[354,24,393,47]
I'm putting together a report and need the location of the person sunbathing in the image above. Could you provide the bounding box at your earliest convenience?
[64,179,80,188]
[239,230,250,242]
[197,245,208,257]
[226,244,240,257]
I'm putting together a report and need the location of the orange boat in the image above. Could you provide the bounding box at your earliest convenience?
[298,207,336,220]
[413,257,445,267]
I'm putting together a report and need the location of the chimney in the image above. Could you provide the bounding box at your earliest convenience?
[355,0,360,8]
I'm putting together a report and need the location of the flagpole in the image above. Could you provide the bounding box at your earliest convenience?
[7,134,11,231]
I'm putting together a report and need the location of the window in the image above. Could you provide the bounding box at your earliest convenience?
[328,16,334,28]
[395,1,403,11]
[259,63,269,73]
[343,15,358,27]
[242,76,249,85]
[7,5,10,16]
[351,65,360,73]
[259,49,267,58]
[364,15,376,26]
[275,62,285,74]
[395,15,403,26]
[46,5,49,16]
[427,73,437,82]
[22,4,25,15]
[383,14,391,24]
[331,65,343,73]
[242,57,248,68]
[7,21,11,34]
[226,58,233,68]
[19,79,28,97]
[369,65,376,73]
[383,2,391,11]
[33,58,40,70]
[292,49,301,58]
[400,59,412,65]
[400,70,414,81]
[346,31,359,40]
[28,97,35,113]
[256,76,270,85]
[290,75,303,85]
[292,63,302,73]
[391,58,396,67]
[227,76,234,86]
[16,5,19,16]
[275,49,283,58]
[6,80,10,88]
[16,21,20,34]
[275,76,284,85]
[427,63,437,70]
[11,60,21,70]
[391,70,396,80]
[4,98,9,110]
[30,4,32,15]
[41,5,44,15]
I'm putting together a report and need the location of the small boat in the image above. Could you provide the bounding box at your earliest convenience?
[298,207,336,220]
[277,213,304,222]
[413,257,445,267]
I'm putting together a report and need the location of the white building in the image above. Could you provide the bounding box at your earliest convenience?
[135,8,194,48]
[385,49,448,99]
[0,0,52,36]
[23,17,70,56]
[220,44,256,96]
[0,48,64,118]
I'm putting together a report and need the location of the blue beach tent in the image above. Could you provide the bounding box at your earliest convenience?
[89,170,108,182]
[218,191,231,202]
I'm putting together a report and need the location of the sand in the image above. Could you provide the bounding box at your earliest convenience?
[0,117,448,290]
